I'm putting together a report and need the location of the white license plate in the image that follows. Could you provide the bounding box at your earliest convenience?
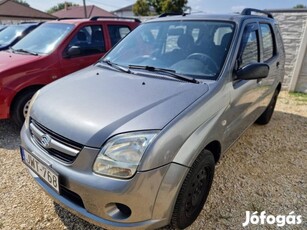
[21,148,60,193]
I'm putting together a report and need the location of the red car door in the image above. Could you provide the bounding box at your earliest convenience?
[60,24,106,76]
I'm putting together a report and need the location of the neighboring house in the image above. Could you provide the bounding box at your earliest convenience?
[270,8,307,93]
[53,5,115,18]
[113,4,134,17]
[112,4,157,18]
[0,0,56,24]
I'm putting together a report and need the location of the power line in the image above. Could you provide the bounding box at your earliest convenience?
[86,0,122,9]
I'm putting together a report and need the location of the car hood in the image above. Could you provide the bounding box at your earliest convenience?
[31,65,209,148]
[0,51,42,72]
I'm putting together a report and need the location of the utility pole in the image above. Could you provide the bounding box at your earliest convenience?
[83,0,87,18]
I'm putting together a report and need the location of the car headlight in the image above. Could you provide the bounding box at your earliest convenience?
[93,131,158,178]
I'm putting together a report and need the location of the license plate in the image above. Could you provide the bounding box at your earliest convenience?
[21,147,60,193]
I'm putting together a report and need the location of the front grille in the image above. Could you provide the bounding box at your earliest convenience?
[44,148,76,163]
[30,118,83,163]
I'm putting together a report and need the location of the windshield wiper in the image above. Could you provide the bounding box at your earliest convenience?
[128,65,199,84]
[11,48,38,56]
[99,60,132,74]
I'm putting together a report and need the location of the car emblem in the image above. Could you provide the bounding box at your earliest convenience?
[40,134,52,148]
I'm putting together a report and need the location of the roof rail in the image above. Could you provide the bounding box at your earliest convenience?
[56,17,85,21]
[159,12,187,18]
[19,21,40,24]
[241,8,273,19]
[90,16,141,23]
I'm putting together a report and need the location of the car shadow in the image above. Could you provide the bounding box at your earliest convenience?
[0,119,20,150]
[54,202,103,230]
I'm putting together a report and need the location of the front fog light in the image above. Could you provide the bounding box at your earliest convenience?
[93,131,158,178]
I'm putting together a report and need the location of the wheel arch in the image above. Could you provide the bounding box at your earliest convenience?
[10,85,44,113]
[152,143,219,227]
[204,140,221,163]
[276,82,282,93]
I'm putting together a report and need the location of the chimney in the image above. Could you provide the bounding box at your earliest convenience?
[65,2,68,11]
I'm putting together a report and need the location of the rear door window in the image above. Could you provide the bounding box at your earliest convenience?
[260,23,274,61]
[108,25,131,46]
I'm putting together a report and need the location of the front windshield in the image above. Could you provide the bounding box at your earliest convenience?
[103,20,235,80]
[0,25,27,46]
[12,23,74,55]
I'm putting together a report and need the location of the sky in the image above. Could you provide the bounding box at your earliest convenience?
[25,0,307,13]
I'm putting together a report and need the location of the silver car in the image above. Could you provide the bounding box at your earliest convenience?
[21,9,285,229]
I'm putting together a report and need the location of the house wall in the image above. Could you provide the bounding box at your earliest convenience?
[114,10,134,17]
[272,10,307,92]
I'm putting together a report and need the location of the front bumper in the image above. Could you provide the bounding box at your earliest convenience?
[21,125,189,229]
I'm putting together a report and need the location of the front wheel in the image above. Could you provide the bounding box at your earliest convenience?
[171,150,215,229]
[11,90,36,127]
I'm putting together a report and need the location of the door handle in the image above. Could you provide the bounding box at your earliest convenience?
[276,62,280,68]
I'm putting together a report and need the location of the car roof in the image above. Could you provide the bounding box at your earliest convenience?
[46,16,140,26]
[3,22,41,29]
[145,8,275,24]
[148,14,274,23]
[17,22,41,26]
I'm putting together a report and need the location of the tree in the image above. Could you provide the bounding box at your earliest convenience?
[133,0,150,16]
[14,0,30,7]
[133,0,188,16]
[47,2,79,14]
[161,0,188,14]
[293,4,306,8]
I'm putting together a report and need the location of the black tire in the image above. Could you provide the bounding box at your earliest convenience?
[255,89,279,125]
[11,90,36,128]
[171,150,215,229]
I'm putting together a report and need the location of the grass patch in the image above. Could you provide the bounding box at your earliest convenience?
[289,92,307,102]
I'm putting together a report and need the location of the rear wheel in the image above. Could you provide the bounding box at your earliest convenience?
[11,90,36,127]
[255,89,280,125]
[171,150,215,229]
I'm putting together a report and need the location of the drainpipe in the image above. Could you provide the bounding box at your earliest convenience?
[289,22,307,92]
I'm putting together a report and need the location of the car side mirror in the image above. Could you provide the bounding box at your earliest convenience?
[64,46,81,58]
[236,63,269,80]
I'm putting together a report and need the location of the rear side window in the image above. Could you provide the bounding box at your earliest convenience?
[108,25,131,46]
[165,26,185,53]
[214,27,233,45]
[164,25,202,53]
[260,24,274,61]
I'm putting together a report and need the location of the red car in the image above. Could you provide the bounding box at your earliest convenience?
[0,17,140,126]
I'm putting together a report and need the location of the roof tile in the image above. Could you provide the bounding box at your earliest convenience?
[0,0,56,19]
